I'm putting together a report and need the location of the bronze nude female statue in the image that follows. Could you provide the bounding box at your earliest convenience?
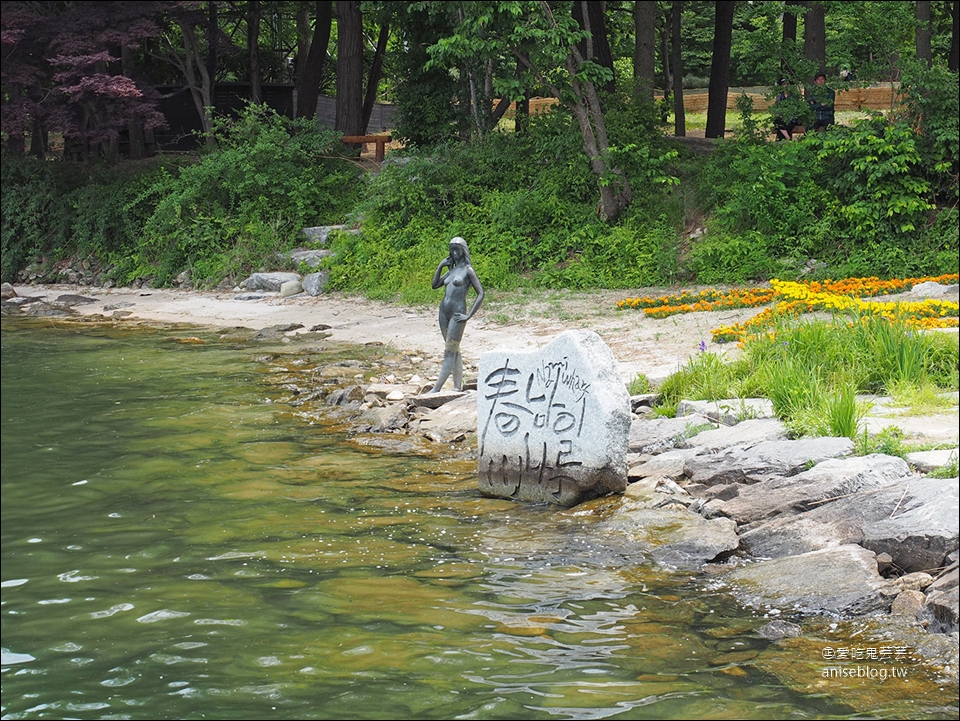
[430,237,484,393]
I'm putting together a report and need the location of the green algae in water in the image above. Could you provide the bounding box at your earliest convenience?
[2,316,956,720]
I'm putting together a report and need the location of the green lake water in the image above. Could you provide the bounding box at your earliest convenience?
[2,316,956,720]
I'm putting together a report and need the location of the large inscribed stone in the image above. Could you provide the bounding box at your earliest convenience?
[477,330,630,506]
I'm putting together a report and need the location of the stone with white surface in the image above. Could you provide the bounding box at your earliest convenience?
[477,330,630,506]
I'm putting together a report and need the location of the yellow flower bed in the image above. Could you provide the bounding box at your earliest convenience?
[614,274,959,344]
[712,276,958,343]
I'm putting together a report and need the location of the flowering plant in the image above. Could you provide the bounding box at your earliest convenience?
[617,274,959,344]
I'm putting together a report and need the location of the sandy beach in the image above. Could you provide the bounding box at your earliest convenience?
[10,283,762,385]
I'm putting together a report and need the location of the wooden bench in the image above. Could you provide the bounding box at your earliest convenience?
[340,134,392,162]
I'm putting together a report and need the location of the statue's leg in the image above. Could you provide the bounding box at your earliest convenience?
[453,350,463,390]
[431,338,461,393]
[432,316,467,393]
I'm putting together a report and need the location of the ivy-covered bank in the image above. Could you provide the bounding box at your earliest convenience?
[2,67,957,298]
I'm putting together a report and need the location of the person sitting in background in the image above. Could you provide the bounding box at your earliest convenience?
[772,78,799,141]
[806,72,835,131]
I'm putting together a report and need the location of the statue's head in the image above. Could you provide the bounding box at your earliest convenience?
[449,236,471,265]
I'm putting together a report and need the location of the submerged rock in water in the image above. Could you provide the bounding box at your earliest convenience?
[722,544,899,616]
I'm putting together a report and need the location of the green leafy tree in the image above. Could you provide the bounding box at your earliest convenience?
[428,1,632,221]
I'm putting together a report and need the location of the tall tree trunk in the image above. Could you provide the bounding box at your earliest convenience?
[207,2,218,87]
[916,1,933,67]
[573,1,615,95]
[335,0,364,135]
[660,8,671,119]
[671,1,685,137]
[29,115,46,160]
[568,73,631,221]
[705,1,734,139]
[783,1,798,42]
[803,1,826,73]
[295,1,332,120]
[361,20,390,132]
[530,0,630,220]
[249,0,262,103]
[121,45,145,159]
[781,0,800,77]
[951,0,959,71]
[179,19,216,144]
[634,0,657,101]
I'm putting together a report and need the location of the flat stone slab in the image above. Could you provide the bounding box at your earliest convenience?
[628,414,716,454]
[683,436,854,487]
[677,398,774,424]
[477,330,630,506]
[628,447,703,480]
[720,453,911,525]
[736,473,938,562]
[723,545,898,616]
[410,390,465,409]
[601,507,739,570]
[683,418,789,453]
[906,448,959,473]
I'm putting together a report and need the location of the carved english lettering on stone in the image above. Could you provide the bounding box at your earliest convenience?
[477,330,630,506]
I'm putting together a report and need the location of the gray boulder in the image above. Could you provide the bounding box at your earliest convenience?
[415,392,478,444]
[683,436,854,487]
[363,403,410,433]
[861,476,959,573]
[302,271,329,297]
[723,545,898,616]
[477,330,630,506]
[720,454,911,525]
[239,272,301,292]
[285,247,334,269]
[737,468,936,561]
[906,448,959,473]
[627,447,702,481]
[683,418,789,453]
[326,385,365,405]
[279,279,303,297]
[628,414,716,454]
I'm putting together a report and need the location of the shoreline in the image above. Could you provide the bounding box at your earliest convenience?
[8,282,752,385]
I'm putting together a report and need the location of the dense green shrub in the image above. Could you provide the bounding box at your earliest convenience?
[698,68,958,280]
[124,104,362,286]
[0,156,84,282]
[3,68,957,292]
[2,104,364,287]
[896,62,960,206]
[328,103,685,300]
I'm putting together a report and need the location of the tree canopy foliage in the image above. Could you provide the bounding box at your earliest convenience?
[1,2,958,292]
[3,1,957,155]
